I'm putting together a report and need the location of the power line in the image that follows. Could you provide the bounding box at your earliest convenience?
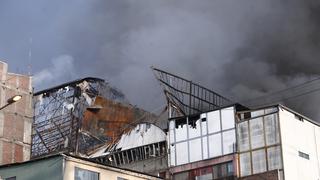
[250,86,320,108]
[239,76,320,106]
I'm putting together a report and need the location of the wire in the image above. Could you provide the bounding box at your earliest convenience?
[249,86,320,108]
[239,76,320,106]
[240,76,320,103]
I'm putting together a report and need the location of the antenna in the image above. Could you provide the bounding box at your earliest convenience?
[28,37,32,76]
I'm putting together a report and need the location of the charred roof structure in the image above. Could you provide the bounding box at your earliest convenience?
[31,77,135,158]
[152,67,232,118]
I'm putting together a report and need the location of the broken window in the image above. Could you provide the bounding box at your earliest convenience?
[175,118,188,142]
[188,115,201,138]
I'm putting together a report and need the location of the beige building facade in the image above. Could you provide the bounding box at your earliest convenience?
[0,154,163,180]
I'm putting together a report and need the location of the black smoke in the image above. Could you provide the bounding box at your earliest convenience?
[1,0,320,120]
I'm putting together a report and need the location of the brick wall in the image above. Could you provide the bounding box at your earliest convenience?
[0,61,33,165]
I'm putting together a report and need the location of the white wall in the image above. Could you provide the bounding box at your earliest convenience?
[279,107,320,180]
[168,106,236,166]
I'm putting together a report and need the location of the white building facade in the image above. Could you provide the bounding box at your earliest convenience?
[237,105,320,180]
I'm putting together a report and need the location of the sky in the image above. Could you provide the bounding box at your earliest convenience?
[1,0,320,120]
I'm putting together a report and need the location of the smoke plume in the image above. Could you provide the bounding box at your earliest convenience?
[1,0,320,120]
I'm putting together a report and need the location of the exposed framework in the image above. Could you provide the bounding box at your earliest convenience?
[152,67,232,118]
[92,141,167,167]
[31,77,127,158]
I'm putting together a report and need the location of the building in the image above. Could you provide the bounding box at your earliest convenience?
[90,123,168,177]
[31,78,160,158]
[166,104,320,180]
[167,105,240,179]
[0,153,163,180]
[153,68,320,180]
[237,104,320,180]
[0,61,33,165]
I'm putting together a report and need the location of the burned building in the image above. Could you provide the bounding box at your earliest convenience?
[90,123,168,176]
[153,68,320,180]
[31,77,159,158]
[0,61,33,165]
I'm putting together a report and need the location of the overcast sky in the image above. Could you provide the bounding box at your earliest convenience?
[1,0,320,120]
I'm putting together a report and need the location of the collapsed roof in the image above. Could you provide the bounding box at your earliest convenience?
[31,77,159,158]
[152,67,233,118]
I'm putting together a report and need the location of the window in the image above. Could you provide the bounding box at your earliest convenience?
[252,149,267,174]
[299,151,310,160]
[5,177,16,180]
[176,142,188,165]
[75,167,99,180]
[240,152,251,176]
[175,118,188,142]
[238,121,249,151]
[221,107,235,130]
[117,177,129,180]
[222,130,236,154]
[188,115,201,138]
[173,172,188,180]
[207,111,221,133]
[268,146,282,170]
[208,133,222,157]
[190,167,213,180]
[189,138,202,162]
[265,114,280,145]
[250,117,265,149]
[213,161,234,179]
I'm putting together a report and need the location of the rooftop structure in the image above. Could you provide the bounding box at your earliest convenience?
[31,77,158,158]
[90,123,168,177]
[152,67,232,118]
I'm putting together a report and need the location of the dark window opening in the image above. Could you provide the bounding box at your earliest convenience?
[299,151,309,160]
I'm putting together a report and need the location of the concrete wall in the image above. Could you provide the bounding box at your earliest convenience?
[0,156,63,180]
[119,156,168,176]
[279,107,320,180]
[0,61,33,165]
[64,156,162,180]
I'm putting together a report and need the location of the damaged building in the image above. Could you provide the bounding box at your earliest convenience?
[90,123,168,176]
[31,77,162,158]
[152,68,320,180]
[1,63,317,180]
